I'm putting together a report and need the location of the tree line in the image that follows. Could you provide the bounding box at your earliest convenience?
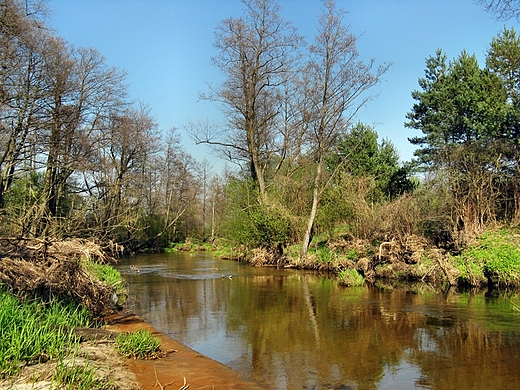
[0,0,215,250]
[2,0,520,259]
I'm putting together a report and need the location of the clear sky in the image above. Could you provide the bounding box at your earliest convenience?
[47,0,514,167]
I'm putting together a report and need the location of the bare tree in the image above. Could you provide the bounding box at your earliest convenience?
[34,37,126,236]
[194,0,302,201]
[0,0,46,210]
[477,0,520,20]
[298,0,389,259]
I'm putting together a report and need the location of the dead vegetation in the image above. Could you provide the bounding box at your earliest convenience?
[305,233,455,286]
[0,237,123,317]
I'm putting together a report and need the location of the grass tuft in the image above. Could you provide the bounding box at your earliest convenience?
[115,329,161,359]
[337,269,365,287]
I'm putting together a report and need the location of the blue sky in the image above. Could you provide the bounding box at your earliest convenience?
[48,0,513,166]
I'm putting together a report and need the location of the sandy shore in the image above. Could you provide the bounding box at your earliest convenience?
[106,312,266,390]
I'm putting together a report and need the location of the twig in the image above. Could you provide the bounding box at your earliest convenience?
[179,377,190,390]
[153,366,176,390]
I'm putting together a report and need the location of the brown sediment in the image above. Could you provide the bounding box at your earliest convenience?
[106,312,266,390]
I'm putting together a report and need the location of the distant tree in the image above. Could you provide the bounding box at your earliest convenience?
[298,0,389,259]
[327,123,416,202]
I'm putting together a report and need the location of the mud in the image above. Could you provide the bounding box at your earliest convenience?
[106,312,266,390]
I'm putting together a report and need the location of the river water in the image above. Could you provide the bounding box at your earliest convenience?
[116,251,520,390]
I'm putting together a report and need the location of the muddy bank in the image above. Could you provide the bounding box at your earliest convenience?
[106,312,265,390]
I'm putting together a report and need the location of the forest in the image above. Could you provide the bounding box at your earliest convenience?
[2,0,520,289]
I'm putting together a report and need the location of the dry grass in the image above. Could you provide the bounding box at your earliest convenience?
[0,238,120,317]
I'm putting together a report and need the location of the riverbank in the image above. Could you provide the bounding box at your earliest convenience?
[0,238,265,389]
[1,310,266,389]
[105,312,266,390]
[175,226,520,290]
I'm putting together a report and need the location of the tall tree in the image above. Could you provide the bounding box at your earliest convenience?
[486,26,520,220]
[0,0,45,210]
[35,38,126,236]
[195,0,302,200]
[406,49,510,236]
[298,0,389,259]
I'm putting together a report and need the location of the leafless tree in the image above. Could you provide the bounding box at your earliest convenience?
[477,0,520,20]
[194,0,302,201]
[33,36,126,236]
[298,0,389,259]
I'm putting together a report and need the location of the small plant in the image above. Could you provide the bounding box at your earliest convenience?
[344,249,359,261]
[316,246,334,263]
[337,269,365,287]
[115,329,160,359]
[52,358,109,390]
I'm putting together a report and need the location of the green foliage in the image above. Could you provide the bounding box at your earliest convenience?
[0,289,91,377]
[457,229,520,286]
[85,261,125,301]
[407,49,509,165]
[344,249,360,261]
[454,255,486,286]
[316,184,354,234]
[223,179,293,248]
[327,123,416,201]
[337,269,365,287]
[315,246,334,263]
[115,329,161,359]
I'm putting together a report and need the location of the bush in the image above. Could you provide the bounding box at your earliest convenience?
[223,180,293,249]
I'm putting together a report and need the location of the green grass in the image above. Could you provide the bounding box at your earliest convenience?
[85,260,126,299]
[315,246,334,263]
[115,329,160,359]
[52,355,114,390]
[337,269,365,287]
[461,229,520,286]
[0,288,92,377]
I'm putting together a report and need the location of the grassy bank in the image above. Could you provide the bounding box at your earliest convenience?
[0,288,92,377]
[187,226,520,290]
[0,238,161,389]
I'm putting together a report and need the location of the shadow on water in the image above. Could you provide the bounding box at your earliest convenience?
[116,251,520,390]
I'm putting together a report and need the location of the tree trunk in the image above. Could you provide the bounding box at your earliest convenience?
[300,160,322,261]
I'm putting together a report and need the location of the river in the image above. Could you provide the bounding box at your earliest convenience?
[116,251,520,390]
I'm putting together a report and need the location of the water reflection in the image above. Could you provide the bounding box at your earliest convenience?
[117,252,520,390]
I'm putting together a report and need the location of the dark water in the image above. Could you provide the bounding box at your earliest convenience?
[116,252,520,390]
